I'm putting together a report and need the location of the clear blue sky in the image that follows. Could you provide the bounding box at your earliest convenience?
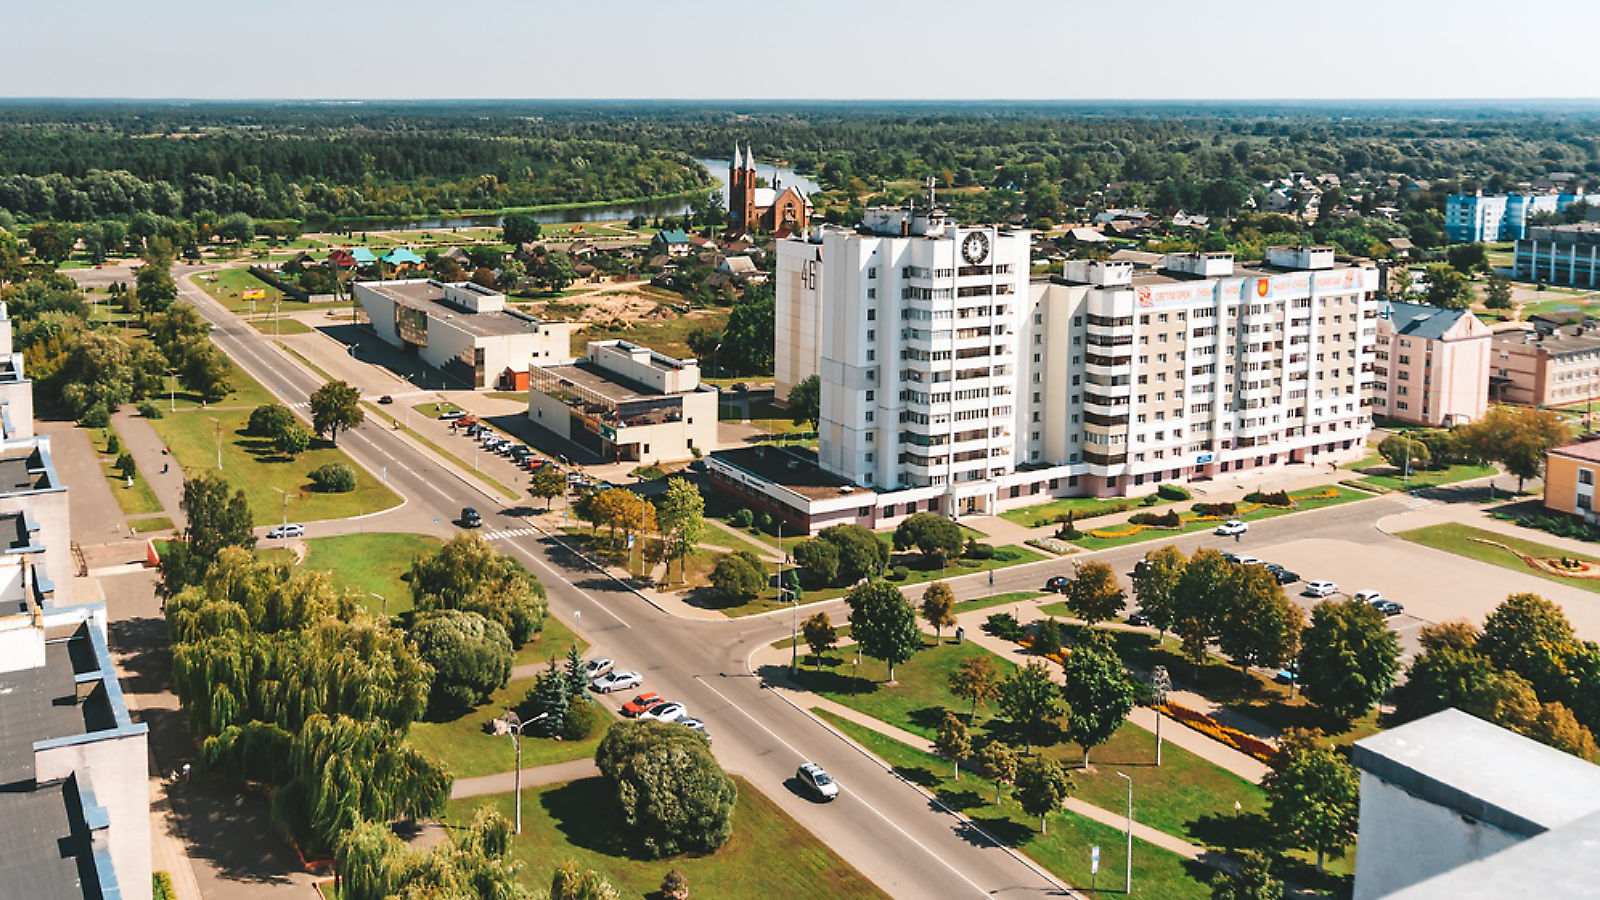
[10,0,1597,100]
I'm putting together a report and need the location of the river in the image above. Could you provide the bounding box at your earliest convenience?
[378,158,822,230]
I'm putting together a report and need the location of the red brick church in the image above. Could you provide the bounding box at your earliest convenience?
[728,144,811,233]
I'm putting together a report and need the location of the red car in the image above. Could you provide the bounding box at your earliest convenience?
[621,692,665,717]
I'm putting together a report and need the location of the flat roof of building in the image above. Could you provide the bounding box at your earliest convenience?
[1550,439,1600,464]
[538,359,709,404]
[360,281,550,339]
[1353,709,1600,839]
[710,446,869,501]
[1492,326,1600,355]
[0,442,58,495]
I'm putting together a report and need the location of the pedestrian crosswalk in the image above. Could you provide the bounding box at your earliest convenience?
[1393,492,1436,510]
[482,527,539,541]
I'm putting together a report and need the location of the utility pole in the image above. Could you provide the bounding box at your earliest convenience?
[168,369,177,412]
[1117,771,1133,895]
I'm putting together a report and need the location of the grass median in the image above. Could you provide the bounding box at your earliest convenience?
[447,774,889,899]
[296,532,443,617]
[1398,521,1600,595]
[1071,485,1367,551]
[151,408,401,526]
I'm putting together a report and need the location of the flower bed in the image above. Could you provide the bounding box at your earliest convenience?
[1084,487,1341,539]
[1472,537,1600,580]
[1157,701,1279,765]
[1026,537,1078,556]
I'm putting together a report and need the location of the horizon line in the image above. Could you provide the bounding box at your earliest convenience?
[2,96,1599,104]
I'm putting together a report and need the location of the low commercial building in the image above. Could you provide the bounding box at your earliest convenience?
[1542,438,1600,518]
[354,280,575,389]
[0,565,152,900]
[1352,709,1600,899]
[1489,322,1600,408]
[1371,300,1491,426]
[528,340,717,463]
[1514,223,1600,287]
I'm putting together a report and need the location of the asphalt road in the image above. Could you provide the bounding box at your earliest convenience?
[178,272,1074,899]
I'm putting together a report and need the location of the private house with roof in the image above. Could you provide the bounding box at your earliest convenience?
[1371,300,1491,426]
[353,280,576,389]
[651,229,694,258]
[1352,709,1600,899]
[527,340,717,463]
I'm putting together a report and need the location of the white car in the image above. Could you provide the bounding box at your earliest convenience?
[1353,590,1384,605]
[1304,580,1339,598]
[797,763,839,801]
[581,658,614,679]
[590,670,642,693]
[267,523,306,539]
[1215,519,1249,536]
[639,702,688,723]
[1233,555,1263,567]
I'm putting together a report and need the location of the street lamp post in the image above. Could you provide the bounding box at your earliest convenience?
[501,710,550,835]
[168,369,177,412]
[272,487,289,535]
[371,592,387,618]
[1150,665,1171,766]
[1116,771,1133,894]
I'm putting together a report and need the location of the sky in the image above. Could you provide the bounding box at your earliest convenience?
[8,0,1598,100]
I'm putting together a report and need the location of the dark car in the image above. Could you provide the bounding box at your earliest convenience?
[377,394,394,405]
[1264,564,1300,585]
[1127,609,1151,627]
[1370,599,1405,617]
[1044,575,1070,593]
[461,507,482,528]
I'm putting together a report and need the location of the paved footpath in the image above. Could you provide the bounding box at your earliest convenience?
[451,758,600,799]
[112,407,187,528]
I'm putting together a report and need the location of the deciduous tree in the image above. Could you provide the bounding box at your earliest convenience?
[409,534,547,645]
[787,374,820,431]
[1064,560,1127,626]
[1299,599,1401,722]
[529,465,567,510]
[846,580,922,683]
[793,538,840,585]
[802,611,837,668]
[1209,850,1282,900]
[818,523,888,583]
[309,379,364,445]
[935,712,972,778]
[975,741,1018,803]
[709,552,766,604]
[1131,545,1186,638]
[920,581,956,643]
[656,477,705,583]
[1264,730,1359,873]
[1015,755,1072,834]
[159,472,255,598]
[410,609,512,716]
[1173,548,1233,666]
[1215,565,1304,673]
[595,721,737,858]
[1059,642,1138,765]
[893,513,963,568]
[1454,405,1571,491]
[1000,660,1063,751]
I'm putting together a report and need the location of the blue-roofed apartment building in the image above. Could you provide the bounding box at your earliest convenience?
[1373,300,1491,426]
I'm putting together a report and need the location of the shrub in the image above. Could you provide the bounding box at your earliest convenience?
[889,565,911,581]
[660,869,690,900]
[729,508,754,528]
[411,610,513,715]
[106,433,120,454]
[1129,512,1159,526]
[964,539,996,560]
[1243,489,1293,507]
[1141,494,1160,507]
[1193,501,1237,517]
[562,697,606,741]
[1032,617,1062,657]
[308,463,357,493]
[1156,509,1181,527]
[755,511,773,531]
[630,464,667,481]
[137,400,164,419]
[79,404,110,428]
[983,612,1027,642]
[1157,483,1192,501]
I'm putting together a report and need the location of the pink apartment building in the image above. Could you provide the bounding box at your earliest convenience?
[1372,301,1491,426]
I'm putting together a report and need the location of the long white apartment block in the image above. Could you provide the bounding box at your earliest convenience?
[739,209,1379,533]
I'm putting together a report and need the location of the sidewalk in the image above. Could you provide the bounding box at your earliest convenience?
[112,407,187,529]
[451,758,600,799]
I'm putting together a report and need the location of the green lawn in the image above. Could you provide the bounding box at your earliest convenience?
[129,516,174,534]
[414,401,464,419]
[151,409,401,526]
[698,524,782,562]
[514,611,588,668]
[817,711,1212,899]
[1071,485,1368,551]
[1343,452,1497,492]
[148,355,279,412]
[194,268,296,313]
[447,775,890,900]
[298,532,443,617]
[797,640,1015,739]
[246,316,313,336]
[1399,522,1600,595]
[953,590,1045,615]
[92,430,164,517]
[1000,495,1172,529]
[407,676,608,778]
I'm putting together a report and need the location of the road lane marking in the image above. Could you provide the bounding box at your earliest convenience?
[693,676,994,899]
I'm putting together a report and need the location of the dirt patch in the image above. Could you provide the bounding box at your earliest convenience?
[520,289,666,324]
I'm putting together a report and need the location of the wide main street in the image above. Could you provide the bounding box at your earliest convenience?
[175,272,1074,899]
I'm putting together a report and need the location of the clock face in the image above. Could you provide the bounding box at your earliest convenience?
[962,231,990,265]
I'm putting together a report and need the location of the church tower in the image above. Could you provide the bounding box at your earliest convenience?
[729,143,757,231]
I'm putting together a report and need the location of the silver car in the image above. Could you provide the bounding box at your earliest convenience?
[590,670,642,693]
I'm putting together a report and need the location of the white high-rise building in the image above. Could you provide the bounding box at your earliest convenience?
[735,208,1380,533]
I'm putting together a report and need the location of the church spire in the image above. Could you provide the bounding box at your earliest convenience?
[732,144,742,170]
[746,143,756,172]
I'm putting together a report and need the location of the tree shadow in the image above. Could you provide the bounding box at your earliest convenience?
[540,777,632,857]
[934,786,988,812]
[907,705,954,732]
[966,813,1034,848]
[789,666,876,697]
[1189,810,1274,853]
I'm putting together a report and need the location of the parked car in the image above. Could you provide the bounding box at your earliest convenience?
[797,763,839,801]
[460,507,482,528]
[1275,664,1300,685]
[1232,555,1263,567]
[639,702,687,723]
[267,523,306,539]
[1215,519,1249,536]
[1264,564,1300,584]
[621,692,665,717]
[590,670,641,693]
[1304,580,1338,598]
[1044,575,1070,593]
[1370,599,1405,617]
[378,395,394,405]
[1353,590,1384,605]
[677,717,709,742]
[1127,609,1151,627]
[581,657,614,679]
[440,409,466,420]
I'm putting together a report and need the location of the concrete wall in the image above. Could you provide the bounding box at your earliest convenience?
[775,238,824,401]
[0,465,71,601]
[527,390,575,440]
[1353,771,1523,900]
[1543,453,1590,516]
[0,375,35,439]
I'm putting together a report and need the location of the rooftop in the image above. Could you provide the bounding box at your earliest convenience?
[1380,300,1472,341]
[0,439,62,496]
[1353,709,1600,839]
[1492,326,1600,356]
[1550,438,1600,464]
[360,280,553,339]
[536,359,703,405]
[710,446,869,501]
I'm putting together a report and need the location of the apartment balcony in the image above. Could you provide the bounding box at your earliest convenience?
[1086,333,1134,349]
[1083,449,1128,467]
[1083,393,1131,416]
[1083,409,1129,428]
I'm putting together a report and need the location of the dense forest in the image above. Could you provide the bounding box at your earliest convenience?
[1,100,1598,231]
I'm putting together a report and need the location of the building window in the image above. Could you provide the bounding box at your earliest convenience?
[1583,469,1595,486]
[867,309,876,321]
[866,289,876,299]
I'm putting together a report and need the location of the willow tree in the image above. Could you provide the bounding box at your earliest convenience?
[408,534,548,645]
